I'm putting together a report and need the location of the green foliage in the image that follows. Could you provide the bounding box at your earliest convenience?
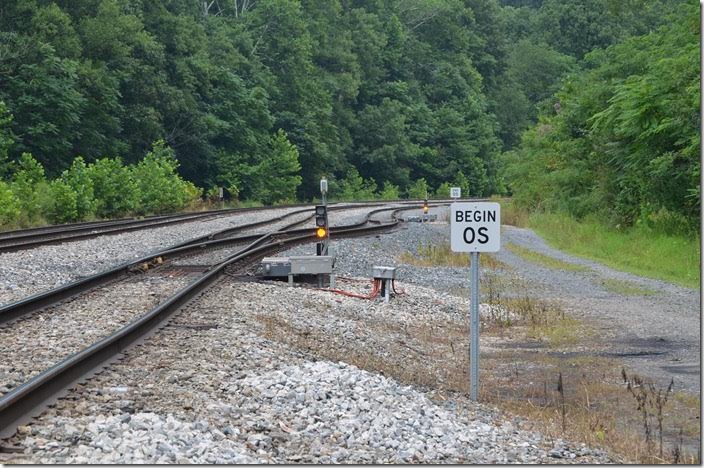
[0,0,692,221]
[378,181,400,200]
[0,180,20,225]
[407,178,429,199]
[248,130,302,204]
[46,179,78,223]
[86,157,140,218]
[434,182,452,199]
[505,3,700,230]
[0,101,13,176]
[61,157,96,219]
[131,140,199,214]
[11,153,47,223]
[337,168,377,201]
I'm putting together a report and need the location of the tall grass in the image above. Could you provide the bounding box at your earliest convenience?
[527,212,700,289]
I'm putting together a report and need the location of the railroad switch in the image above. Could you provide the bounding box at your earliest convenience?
[373,266,397,303]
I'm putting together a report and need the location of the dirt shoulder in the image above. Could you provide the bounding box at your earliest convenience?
[497,225,700,394]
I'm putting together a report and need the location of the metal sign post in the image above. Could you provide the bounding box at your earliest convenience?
[470,251,480,400]
[450,201,501,401]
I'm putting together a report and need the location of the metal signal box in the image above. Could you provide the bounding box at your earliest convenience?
[259,257,292,277]
[372,266,397,280]
[290,255,333,275]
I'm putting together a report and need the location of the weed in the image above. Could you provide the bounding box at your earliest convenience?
[599,278,656,296]
[505,243,590,272]
[621,368,674,458]
[399,241,506,269]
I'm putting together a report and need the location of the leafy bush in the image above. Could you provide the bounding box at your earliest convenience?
[86,157,140,218]
[434,182,452,199]
[406,178,429,199]
[46,179,78,223]
[0,180,20,225]
[378,181,400,200]
[337,168,377,200]
[62,156,96,219]
[11,153,47,223]
[131,140,199,214]
[248,130,302,204]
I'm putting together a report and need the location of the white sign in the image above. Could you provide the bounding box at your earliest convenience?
[450,202,500,252]
[450,187,461,198]
[320,178,328,194]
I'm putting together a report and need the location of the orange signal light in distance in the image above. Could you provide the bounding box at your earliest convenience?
[316,227,327,238]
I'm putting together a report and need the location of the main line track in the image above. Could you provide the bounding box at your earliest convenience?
[0,204,446,438]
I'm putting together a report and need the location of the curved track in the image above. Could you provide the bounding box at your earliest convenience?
[0,203,448,438]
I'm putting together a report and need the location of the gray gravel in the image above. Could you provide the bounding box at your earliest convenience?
[5,203,690,463]
[7,277,612,464]
[0,273,191,397]
[3,204,610,464]
[496,225,700,393]
[0,207,307,307]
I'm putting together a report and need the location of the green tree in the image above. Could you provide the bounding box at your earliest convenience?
[249,130,303,204]
[407,178,429,199]
[87,157,141,218]
[62,157,96,220]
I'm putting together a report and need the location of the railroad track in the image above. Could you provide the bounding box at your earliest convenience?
[0,199,457,254]
[0,203,445,438]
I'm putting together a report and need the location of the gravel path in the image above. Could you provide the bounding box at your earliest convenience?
[496,225,700,393]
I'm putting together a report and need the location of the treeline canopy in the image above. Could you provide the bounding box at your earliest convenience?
[0,0,695,222]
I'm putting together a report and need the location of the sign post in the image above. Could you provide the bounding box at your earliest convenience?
[450,201,501,401]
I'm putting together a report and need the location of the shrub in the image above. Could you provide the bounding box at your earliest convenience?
[0,180,20,226]
[378,181,400,200]
[434,182,452,199]
[46,179,78,223]
[249,130,302,204]
[62,156,96,219]
[338,168,377,200]
[407,178,429,199]
[86,157,140,218]
[11,153,47,223]
[131,140,194,214]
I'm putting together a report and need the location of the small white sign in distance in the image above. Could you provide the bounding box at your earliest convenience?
[450,187,461,198]
[450,202,501,252]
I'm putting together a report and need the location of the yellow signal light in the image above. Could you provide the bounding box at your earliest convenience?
[316,227,327,238]
[423,206,429,213]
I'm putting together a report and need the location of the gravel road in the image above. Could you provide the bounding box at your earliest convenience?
[496,225,700,393]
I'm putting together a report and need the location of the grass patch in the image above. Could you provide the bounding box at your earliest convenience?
[600,278,656,296]
[528,212,699,289]
[496,198,530,227]
[505,242,590,272]
[399,241,506,269]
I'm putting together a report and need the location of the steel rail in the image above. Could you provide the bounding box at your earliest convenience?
[0,201,419,325]
[0,208,409,439]
[0,198,461,253]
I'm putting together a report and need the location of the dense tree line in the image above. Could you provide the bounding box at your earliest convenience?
[0,0,696,229]
[503,2,699,232]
